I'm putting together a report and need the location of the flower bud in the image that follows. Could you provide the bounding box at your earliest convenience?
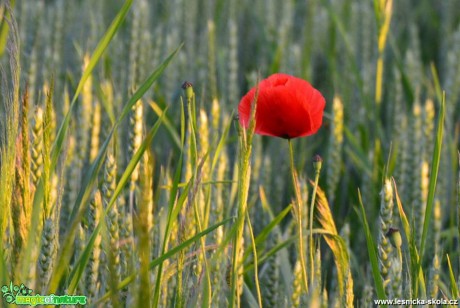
[386,227,402,248]
[181,81,194,100]
[313,154,323,173]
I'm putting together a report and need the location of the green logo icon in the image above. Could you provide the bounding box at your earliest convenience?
[1,282,33,304]
[1,282,87,306]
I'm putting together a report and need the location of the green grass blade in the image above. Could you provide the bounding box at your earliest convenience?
[244,236,297,273]
[96,218,233,305]
[242,187,292,262]
[96,82,117,126]
[392,178,426,296]
[50,43,181,292]
[118,43,182,124]
[242,283,260,308]
[356,189,387,303]
[430,63,443,104]
[51,0,133,168]
[65,112,166,293]
[29,1,135,259]
[211,111,234,172]
[153,150,186,308]
[148,100,182,150]
[446,254,459,299]
[66,44,181,220]
[419,92,445,262]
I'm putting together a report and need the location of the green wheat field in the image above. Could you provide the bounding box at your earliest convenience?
[1,0,460,307]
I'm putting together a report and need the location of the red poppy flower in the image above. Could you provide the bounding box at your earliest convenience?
[238,73,326,139]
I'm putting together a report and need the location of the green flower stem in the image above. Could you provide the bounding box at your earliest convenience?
[288,139,309,294]
[310,157,322,287]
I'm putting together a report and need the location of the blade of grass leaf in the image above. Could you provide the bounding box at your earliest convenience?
[149,100,181,150]
[211,111,234,172]
[242,187,292,262]
[419,91,445,265]
[446,254,459,299]
[28,1,135,275]
[242,283,260,308]
[430,63,442,104]
[94,218,233,305]
[153,149,189,308]
[244,236,297,273]
[356,189,387,303]
[392,178,426,297]
[51,0,133,169]
[59,45,181,280]
[96,82,117,126]
[65,111,166,293]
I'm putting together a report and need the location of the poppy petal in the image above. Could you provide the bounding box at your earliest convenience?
[238,73,325,139]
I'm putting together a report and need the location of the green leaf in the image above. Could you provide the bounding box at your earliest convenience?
[447,254,459,299]
[51,0,134,170]
[392,179,425,296]
[153,148,188,308]
[242,187,292,262]
[356,190,387,303]
[148,101,182,150]
[66,111,166,293]
[419,92,445,263]
[95,218,233,305]
[48,42,181,293]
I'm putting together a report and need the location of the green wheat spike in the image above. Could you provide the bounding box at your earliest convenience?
[444,24,460,132]
[129,100,143,197]
[277,0,293,72]
[128,0,140,89]
[343,269,354,308]
[27,44,37,107]
[137,0,152,91]
[183,0,197,72]
[38,218,58,293]
[76,54,93,164]
[86,191,102,301]
[262,230,280,308]
[359,2,377,99]
[409,101,424,246]
[405,26,423,90]
[313,248,322,294]
[31,106,44,188]
[51,0,64,96]
[118,194,133,304]
[14,89,32,260]
[360,279,374,308]
[327,96,344,207]
[423,99,435,162]
[210,150,228,305]
[227,19,239,106]
[291,260,304,307]
[429,200,441,298]
[89,101,101,163]
[389,241,402,299]
[378,179,394,297]
[207,20,218,101]
[102,153,121,304]
[136,153,154,307]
